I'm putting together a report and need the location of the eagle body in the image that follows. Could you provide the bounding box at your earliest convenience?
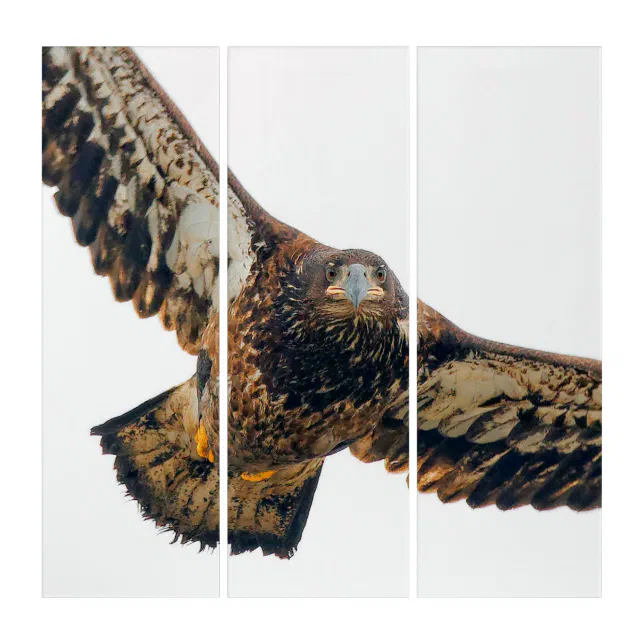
[43,46,602,561]
[227,238,410,471]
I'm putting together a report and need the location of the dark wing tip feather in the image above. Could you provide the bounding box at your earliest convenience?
[43,47,218,355]
[417,300,602,512]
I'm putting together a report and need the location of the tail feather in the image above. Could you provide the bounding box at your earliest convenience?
[91,378,322,556]
[228,460,324,559]
[91,377,220,550]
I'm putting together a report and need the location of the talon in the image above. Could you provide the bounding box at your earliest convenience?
[195,423,209,459]
[241,470,277,482]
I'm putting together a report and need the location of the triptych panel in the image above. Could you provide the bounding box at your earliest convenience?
[227,47,410,597]
[43,47,221,597]
[42,46,600,598]
[417,47,601,597]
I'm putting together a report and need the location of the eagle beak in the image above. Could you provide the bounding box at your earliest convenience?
[345,264,370,308]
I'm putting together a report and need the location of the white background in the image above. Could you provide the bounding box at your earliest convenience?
[418,47,601,596]
[42,47,220,596]
[41,46,602,599]
[228,47,410,597]
[8,4,641,640]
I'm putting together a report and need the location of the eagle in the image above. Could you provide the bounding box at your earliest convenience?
[43,46,602,560]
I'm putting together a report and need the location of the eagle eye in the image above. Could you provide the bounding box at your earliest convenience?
[326,267,337,282]
[376,267,387,283]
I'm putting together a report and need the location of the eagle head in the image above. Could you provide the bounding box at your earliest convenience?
[294,248,405,326]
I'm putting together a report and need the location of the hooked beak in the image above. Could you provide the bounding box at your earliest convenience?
[344,264,370,309]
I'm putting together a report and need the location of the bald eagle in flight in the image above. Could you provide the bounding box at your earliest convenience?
[42,47,601,559]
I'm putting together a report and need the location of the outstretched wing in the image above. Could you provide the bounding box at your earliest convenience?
[227,170,313,303]
[43,47,219,354]
[416,301,601,511]
[353,300,602,512]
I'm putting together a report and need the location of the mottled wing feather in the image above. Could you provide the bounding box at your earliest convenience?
[416,300,602,511]
[227,169,312,303]
[43,46,219,354]
[357,300,602,512]
[350,387,410,474]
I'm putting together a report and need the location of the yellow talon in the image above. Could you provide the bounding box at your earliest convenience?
[207,450,215,463]
[195,423,209,459]
[241,470,277,482]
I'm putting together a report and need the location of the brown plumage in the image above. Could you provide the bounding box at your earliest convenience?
[355,302,601,513]
[42,46,219,353]
[415,302,601,511]
[43,46,601,560]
